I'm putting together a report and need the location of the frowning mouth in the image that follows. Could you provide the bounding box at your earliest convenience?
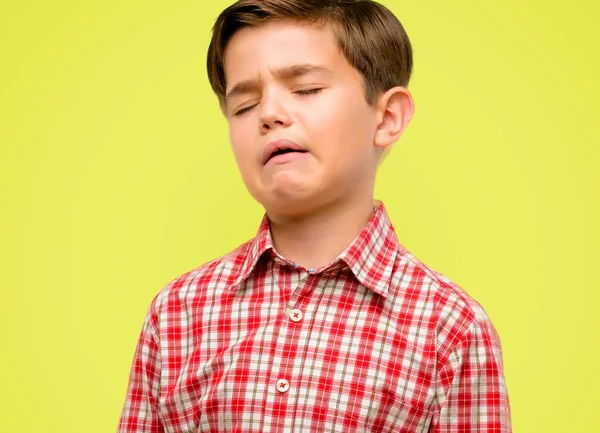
[263,139,308,165]
[267,147,308,162]
[265,149,310,167]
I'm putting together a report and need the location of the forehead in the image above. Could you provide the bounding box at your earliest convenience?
[223,20,346,88]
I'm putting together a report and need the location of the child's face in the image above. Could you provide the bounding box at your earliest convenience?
[223,20,382,215]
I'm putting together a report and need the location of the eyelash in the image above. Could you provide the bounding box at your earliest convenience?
[233,88,323,117]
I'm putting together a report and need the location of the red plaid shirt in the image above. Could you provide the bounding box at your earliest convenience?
[118,201,511,432]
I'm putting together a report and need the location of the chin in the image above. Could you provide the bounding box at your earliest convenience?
[258,192,319,217]
[263,173,315,198]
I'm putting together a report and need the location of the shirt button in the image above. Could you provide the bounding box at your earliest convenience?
[276,378,290,393]
[290,309,303,322]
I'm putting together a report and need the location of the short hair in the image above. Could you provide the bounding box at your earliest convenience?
[206,0,414,162]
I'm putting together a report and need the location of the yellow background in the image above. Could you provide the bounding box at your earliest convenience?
[2,1,598,431]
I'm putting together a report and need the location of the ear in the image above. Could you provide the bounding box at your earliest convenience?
[374,86,414,150]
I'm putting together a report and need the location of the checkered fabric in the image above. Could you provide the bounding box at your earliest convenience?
[117,201,511,432]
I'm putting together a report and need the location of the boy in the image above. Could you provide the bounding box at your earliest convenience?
[118,0,512,432]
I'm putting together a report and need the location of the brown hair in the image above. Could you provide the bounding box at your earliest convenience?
[206,0,413,112]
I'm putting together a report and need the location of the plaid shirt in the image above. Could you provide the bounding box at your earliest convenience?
[117,201,511,432]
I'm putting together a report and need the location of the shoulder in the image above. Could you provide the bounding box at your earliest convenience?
[147,238,255,314]
[390,248,497,358]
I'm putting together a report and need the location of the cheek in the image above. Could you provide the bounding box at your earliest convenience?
[312,100,373,154]
[228,125,241,150]
[228,126,251,162]
[302,103,347,147]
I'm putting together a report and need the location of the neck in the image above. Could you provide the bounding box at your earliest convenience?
[267,196,377,270]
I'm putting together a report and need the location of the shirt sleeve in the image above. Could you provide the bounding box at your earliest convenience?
[430,319,512,432]
[117,302,164,433]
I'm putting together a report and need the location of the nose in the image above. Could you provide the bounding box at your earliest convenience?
[259,88,292,133]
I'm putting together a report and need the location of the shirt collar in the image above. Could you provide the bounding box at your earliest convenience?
[229,212,273,292]
[336,200,399,297]
[230,200,400,298]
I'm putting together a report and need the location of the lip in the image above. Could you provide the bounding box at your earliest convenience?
[265,150,310,167]
[262,139,307,165]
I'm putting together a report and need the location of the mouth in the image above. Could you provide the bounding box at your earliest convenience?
[263,139,308,165]
[266,148,308,163]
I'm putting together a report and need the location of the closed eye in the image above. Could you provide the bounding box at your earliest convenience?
[233,104,256,116]
[232,89,323,116]
[295,88,323,96]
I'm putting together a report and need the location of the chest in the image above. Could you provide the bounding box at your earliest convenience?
[158,274,434,432]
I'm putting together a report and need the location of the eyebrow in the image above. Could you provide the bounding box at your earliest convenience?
[225,63,332,104]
